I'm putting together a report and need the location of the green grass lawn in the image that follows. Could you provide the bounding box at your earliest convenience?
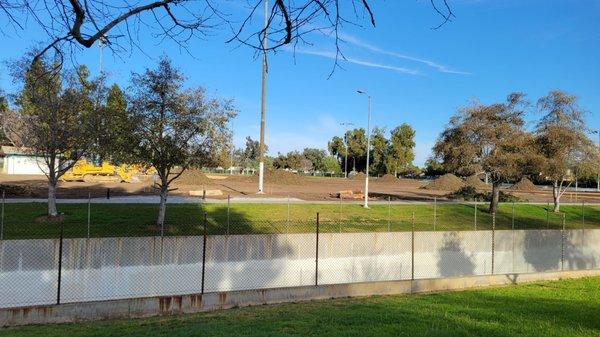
[2,277,599,337]
[1,202,599,239]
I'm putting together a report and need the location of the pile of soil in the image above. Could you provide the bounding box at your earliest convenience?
[173,169,212,185]
[377,174,399,183]
[464,175,488,189]
[247,169,306,185]
[351,172,367,180]
[0,183,37,197]
[510,177,538,191]
[423,173,465,191]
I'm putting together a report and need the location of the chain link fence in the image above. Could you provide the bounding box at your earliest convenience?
[1,202,600,309]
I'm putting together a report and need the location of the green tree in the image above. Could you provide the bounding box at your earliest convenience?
[272,153,287,169]
[302,148,327,172]
[534,90,597,212]
[347,128,367,172]
[328,135,347,172]
[10,58,101,216]
[285,151,304,171]
[369,127,388,176]
[91,84,133,162]
[127,57,236,226]
[386,124,415,176]
[423,158,445,176]
[433,93,534,214]
[322,155,342,174]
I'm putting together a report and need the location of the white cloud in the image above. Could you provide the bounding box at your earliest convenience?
[339,33,471,75]
[290,48,420,75]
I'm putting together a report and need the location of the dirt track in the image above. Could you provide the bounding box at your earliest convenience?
[1,173,600,203]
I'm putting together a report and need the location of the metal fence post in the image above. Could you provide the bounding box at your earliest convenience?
[511,201,515,230]
[87,192,91,239]
[339,195,343,233]
[201,212,207,294]
[56,222,64,305]
[227,194,231,235]
[0,190,4,240]
[491,212,495,275]
[287,195,291,233]
[411,212,415,281]
[315,212,320,286]
[561,213,566,271]
[474,199,478,231]
[582,201,585,229]
[387,196,391,232]
[546,202,550,229]
[433,197,437,231]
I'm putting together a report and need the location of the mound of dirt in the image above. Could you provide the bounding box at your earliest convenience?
[377,174,399,183]
[464,175,488,189]
[0,184,36,197]
[351,172,366,180]
[510,177,538,191]
[246,169,306,185]
[173,169,212,185]
[423,173,465,191]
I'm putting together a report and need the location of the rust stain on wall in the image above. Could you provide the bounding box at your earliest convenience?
[190,294,202,308]
[158,297,172,313]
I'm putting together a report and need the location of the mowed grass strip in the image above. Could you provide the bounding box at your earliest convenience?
[2,202,600,238]
[2,277,599,337]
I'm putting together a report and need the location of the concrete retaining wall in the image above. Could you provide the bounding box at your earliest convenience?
[1,229,599,309]
[2,268,600,327]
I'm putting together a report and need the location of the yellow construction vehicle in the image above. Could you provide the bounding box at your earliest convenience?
[60,159,155,183]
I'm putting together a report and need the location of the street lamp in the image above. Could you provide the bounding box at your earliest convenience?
[340,122,354,178]
[357,90,371,208]
[593,130,600,192]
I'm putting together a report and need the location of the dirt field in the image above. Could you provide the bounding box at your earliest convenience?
[1,172,600,203]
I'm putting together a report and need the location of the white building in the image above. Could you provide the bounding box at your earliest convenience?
[0,146,49,175]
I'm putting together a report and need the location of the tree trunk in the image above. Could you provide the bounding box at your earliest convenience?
[48,180,58,217]
[552,181,561,212]
[489,182,500,214]
[157,186,168,227]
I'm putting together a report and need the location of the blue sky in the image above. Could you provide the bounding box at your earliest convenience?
[1,0,599,166]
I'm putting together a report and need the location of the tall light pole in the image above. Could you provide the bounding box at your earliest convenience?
[594,130,600,192]
[340,122,354,178]
[257,0,269,194]
[357,90,371,208]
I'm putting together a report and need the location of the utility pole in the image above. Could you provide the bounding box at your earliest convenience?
[257,0,269,194]
[357,90,371,208]
[340,122,354,178]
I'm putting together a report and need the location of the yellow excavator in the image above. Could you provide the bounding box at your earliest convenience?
[60,159,156,183]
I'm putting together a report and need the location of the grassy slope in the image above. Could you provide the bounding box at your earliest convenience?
[2,277,599,337]
[2,202,600,238]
